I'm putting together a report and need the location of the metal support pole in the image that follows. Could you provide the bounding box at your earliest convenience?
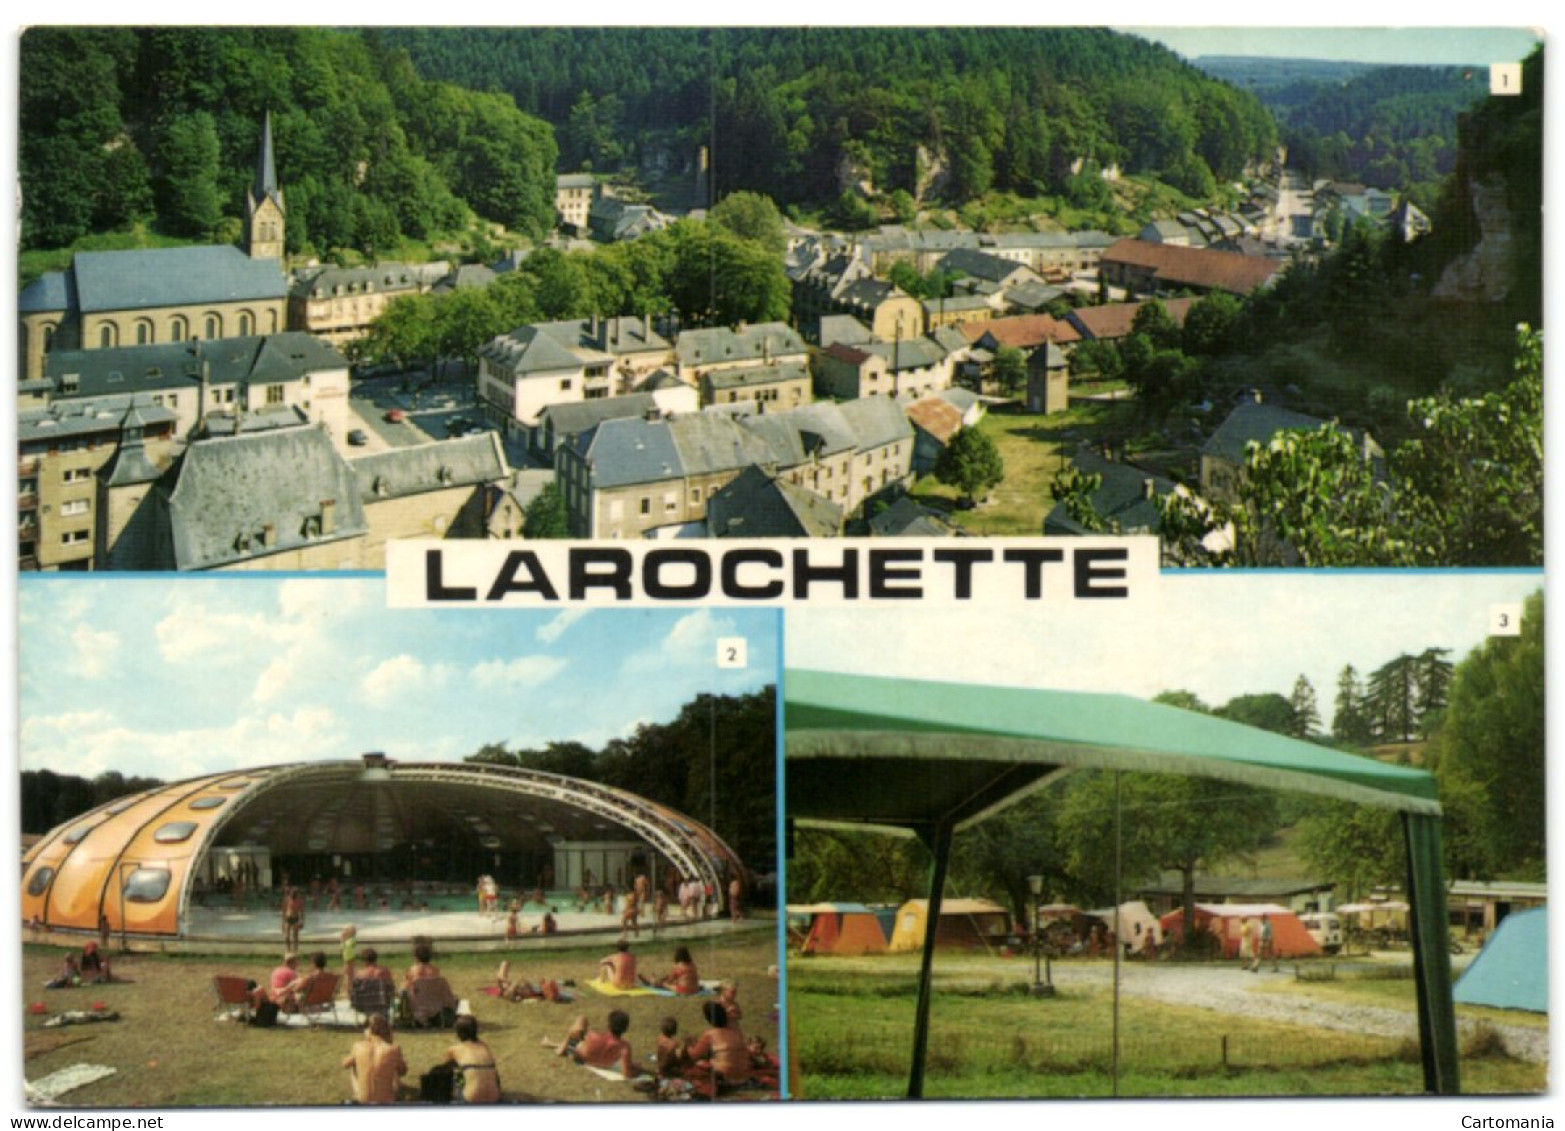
[1112,771,1122,1097]
[908,821,953,1100]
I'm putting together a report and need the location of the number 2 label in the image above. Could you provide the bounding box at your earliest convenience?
[716,637,748,668]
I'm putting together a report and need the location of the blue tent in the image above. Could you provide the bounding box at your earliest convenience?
[1454,907,1548,1013]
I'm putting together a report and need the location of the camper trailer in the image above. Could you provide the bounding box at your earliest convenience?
[1299,911,1343,955]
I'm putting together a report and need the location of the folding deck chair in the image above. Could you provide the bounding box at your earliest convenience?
[212,974,253,1022]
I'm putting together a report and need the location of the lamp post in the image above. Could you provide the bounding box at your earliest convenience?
[1028,874,1054,997]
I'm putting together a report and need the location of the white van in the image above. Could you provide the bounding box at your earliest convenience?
[1301,911,1343,954]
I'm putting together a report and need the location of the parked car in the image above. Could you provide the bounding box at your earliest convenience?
[384,409,406,423]
[1300,912,1343,955]
[347,429,369,447]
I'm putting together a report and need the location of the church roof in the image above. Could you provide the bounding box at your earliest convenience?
[72,246,286,314]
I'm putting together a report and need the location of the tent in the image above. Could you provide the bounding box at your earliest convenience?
[788,902,890,956]
[1159,903,1321,959]
[1338,900,1411,933]
[786,669,1460,1097]
[887,898,1011,953]
[1085,900,1164,950]
[1454,907,1547,1013]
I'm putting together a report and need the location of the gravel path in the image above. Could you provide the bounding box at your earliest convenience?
[1041,961,1548,1064]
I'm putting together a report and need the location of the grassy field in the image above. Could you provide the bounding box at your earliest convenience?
[910,401,1140,536]
[789,955,1544,1100]
[23,930,778,1107]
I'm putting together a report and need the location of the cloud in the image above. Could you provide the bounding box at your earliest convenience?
[472,655,568,689]
[154,601,303,664]
[252,656,296,705]
[362,655,450,706]
[278,579,368,622]
[623,608,738,675]
[70,624,120,680]
[535,609,588,645]
[20,706,345,781]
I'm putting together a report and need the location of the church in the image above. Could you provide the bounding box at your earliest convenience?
[18,113,291,386]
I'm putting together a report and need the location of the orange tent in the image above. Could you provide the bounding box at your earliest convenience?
[789,903,889,956]
[1159,903,1322,959]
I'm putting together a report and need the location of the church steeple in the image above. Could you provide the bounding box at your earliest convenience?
[245,110,286,262]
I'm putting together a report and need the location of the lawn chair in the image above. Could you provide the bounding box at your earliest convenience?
[297,972,341,1028]
[406,976,458,1028]
[212,974,253,1022]
[348,976,397,1027]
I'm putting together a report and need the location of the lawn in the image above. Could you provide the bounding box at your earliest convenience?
[910,401,1139,536]
[22,929,779,1107]
[788,954,1544,1100]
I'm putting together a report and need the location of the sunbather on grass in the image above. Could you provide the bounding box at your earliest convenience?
[550,1010,634,1080]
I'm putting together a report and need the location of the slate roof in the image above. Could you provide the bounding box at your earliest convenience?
[18,270,75,314]
[580,417,684,487]
[922,294,994,316]
[480,325,586,375]
[45,334,348,401]
[536,317,671,356]
[675,323,806,367]
[353,433,509,501]
[432,264,498,293]
[836,278,907,309]
[818,315,876,347]
[937,248,1038,283]
[860,339,948,372]
[18,396,178,445]
[556,173,597,190]
[1065,297,1199,342]
[928,326,972,356]
[670,413,777,475]
[937,387,982,416]
[291,262,424,300]
[982,229,1115,251]
[707,465,843,538]
[65,246,287,314]
[1202,401,1340,464]
[541,393,659,438]
[868,495,959,537]
[706,362,809,391]
[1103,239,1280,294]
[1043,447,1174,536]
[838,395,914,449]
[159,427,367,570]
[1001,282,1066,310]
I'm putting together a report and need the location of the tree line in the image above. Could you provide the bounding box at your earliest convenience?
[465,686,777,874]
[389,27,1277,211]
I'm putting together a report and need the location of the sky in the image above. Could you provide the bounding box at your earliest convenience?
[1123,26,1542,66]
[787,571,1543,729]
[17,577,778,783]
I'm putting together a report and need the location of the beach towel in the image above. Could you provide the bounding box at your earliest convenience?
[582,1064,653,1083]
[41,1010,120,1029]
[586,978,672,997]
[24,1064,117,1105]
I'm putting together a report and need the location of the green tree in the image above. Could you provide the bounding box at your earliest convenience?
[950,792,1068,925]
[1217,693,1295,736]
[522,483,570,539]
[788,827,926,906]
[1295,800,1406,901]
[709,191,786,255]
[1181,291,1242,356]
[990,346,1027,396]
[1288,676,1321,739]
[1366,654,1420,744]
[1429,591,1544,879]
[1059,769,1277,931]
[1332,665,1372,745]
[157,111,223,238]
[933,426,1004,506]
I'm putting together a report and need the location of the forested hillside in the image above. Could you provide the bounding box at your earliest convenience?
[1200,56,1489,198]
[387,27,1278,207]
[20,27,558,254]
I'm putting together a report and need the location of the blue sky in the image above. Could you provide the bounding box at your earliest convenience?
[788,572,1543,729]
[18,578,777,782]
[1123,26,1542,66]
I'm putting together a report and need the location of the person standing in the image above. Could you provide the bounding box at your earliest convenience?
[1260,914,1276,972]
[282,888,304,952]
[1239,917,1256,972]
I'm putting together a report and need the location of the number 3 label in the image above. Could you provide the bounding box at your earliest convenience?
[1490,604,1522,636]
[716,637,748,668]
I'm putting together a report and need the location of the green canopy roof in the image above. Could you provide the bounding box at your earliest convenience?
[784,668,1459,1097]
[787,670,1441,833]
